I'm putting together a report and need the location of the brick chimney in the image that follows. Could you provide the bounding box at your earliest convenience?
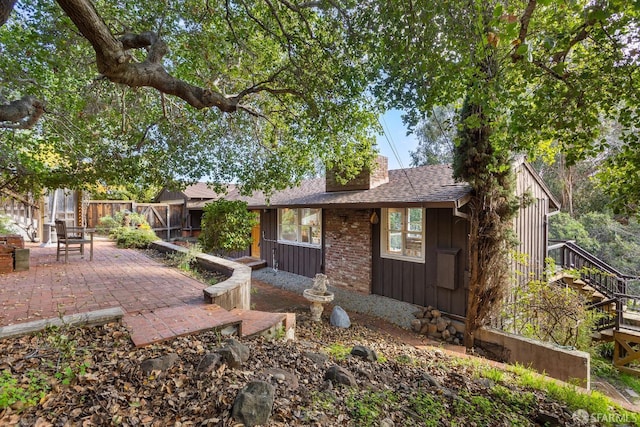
[326,156,389,192]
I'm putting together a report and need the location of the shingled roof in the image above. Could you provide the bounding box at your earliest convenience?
[236,164,471,209]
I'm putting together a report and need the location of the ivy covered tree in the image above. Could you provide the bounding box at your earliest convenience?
[0,0,378,196]
[357,0,640,347]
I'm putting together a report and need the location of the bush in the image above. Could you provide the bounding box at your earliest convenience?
[110,225,159,248]
[0,214,17,234]
[99,212,159,248]
[97,211,148,234]
[199,199,257,255]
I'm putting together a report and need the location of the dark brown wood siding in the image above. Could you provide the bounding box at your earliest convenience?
[513,163,552,281]
[372,208,469,317]
[260,209,323,277]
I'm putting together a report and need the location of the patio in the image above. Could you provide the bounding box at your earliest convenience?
[0,239,291,346]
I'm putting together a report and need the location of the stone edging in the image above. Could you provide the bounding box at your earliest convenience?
[149,241,251,310]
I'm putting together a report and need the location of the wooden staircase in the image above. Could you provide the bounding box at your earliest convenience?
[548,240,640,375]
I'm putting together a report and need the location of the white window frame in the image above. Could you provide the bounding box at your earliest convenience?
[380,207,426,263]
[277,208,322,248]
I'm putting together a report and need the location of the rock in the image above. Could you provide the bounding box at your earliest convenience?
[304,351,329,366]
[436,317,449,332]
[324,365,357,387]
[140,353,179,374]
[196,353,222,373]
[419,323,430,335]
[330,306,351,328]
[232,381,275,427]
[450,320,466,334]
[265,368,299,390]
[380,417,394,427]
[431,309,441,318]
[534,411,562,426]
[453,338,461,345]
[420,372,441,389]
[412,309,424,319]
[351,345,378,362]
[427,323,438,335]
[411,319,422,332]
[216,338,250,369]
[447,325,457,336]
[441,329,451,340]
[225,338,250,362]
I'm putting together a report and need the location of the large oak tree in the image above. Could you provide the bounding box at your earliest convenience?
[0,0,378,196]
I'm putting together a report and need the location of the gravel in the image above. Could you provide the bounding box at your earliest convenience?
[252,268,420,329]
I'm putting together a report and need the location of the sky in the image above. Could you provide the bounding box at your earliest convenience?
[375,109,420,170]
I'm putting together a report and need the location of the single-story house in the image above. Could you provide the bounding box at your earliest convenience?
[155,182,233,237]
[173,156,558,319]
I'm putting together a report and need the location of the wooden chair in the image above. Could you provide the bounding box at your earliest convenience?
[55,220,94,263]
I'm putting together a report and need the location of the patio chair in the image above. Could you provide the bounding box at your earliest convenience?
[55,220,94,263]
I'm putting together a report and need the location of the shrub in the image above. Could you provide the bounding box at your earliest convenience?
[97,211,148,234]
[97,211,159,248]
[110,226,159,248]
[199,199,257,255]
[0,214,17,234]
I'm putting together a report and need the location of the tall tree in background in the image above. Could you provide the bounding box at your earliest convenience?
[0,0,378,196]
[358,0,640,347]
[410,105,456,166]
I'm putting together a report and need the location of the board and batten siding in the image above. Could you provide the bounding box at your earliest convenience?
[372,208,470,317]
[260,209,323,278]
[513,163,553,282]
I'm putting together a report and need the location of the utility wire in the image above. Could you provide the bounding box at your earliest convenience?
[378,113,420,199]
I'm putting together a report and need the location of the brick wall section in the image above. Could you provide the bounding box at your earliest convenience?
[326,156,389,192]
[324,208,372,294]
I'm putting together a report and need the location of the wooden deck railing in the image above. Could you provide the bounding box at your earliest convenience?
[547,240,632,298]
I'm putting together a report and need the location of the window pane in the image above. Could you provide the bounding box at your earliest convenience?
[300,226,311,243]
[281,224,297,242]
[388,208,403,231]
[388,232,402,253]
[311,227,321,245]
[301,208,320,226]
[406,233,423,257]
[280,208,297,225]
[408,208,423,232]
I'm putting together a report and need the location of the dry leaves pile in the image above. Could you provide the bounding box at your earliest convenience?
[0,311,591,426]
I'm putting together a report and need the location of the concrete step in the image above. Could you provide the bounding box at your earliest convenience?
[232,256,267,270]
[230,308,295,340]
[124,304,242,347]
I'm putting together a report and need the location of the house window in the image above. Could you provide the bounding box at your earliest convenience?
[381,207,425,262]
[278,208,322,247]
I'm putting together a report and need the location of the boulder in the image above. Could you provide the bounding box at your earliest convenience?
[324,365,357,387]
[196,353,222,373]
[140,353,179,375]
[330,306,351,328]
[232,381,275,427]
[216,339,250,369]
[304,351,329,366]
[351,345,378,362]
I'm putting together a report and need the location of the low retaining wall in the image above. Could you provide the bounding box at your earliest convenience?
[476,327,590,389]
[150,241,251,310]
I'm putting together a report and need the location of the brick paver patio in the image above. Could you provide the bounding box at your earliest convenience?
[0,240,287,346]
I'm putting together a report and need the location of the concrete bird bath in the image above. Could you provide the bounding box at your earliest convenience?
[303,273,334,321]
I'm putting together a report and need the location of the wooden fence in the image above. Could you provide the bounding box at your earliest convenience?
[85,200,184,240]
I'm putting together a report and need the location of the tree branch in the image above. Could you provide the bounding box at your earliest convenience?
[0,96,45,129]
[511,0,537,62]
[55,0,296,114]
[0,0,17,27]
